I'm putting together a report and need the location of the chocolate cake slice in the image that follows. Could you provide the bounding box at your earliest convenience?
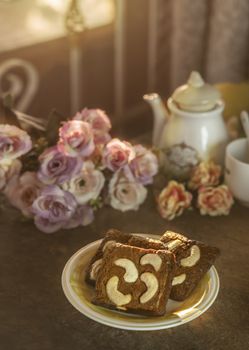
[160,230,220,301]
[93,243,176,316]
[128,235,166,250]
[85,229,166,286]
[85,229,130,286]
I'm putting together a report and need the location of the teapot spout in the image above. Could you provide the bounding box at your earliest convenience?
[143,93,168,147]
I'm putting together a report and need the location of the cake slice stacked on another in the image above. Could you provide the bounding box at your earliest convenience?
[85,229,166,286]
[160,231,220,301]
[93,243,176,316]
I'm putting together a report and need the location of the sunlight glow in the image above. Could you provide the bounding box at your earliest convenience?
[0,0,115,52]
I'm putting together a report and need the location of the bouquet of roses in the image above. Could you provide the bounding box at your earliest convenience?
[0,107,158,233]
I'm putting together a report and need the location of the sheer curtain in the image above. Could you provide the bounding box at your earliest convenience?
[149,0,249,95]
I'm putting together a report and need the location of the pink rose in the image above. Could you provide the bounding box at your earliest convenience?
[188,161,222,190]
[102,138,135,171]
[158,180,192,220]
[129,145,158,184]
[5,171,44,217]
[58,120,95,157]
[109,166,147,212]
[0,159,22,191]
[0,124,32,163]
[73,108,111,144]
[197,185,234,216]
[62,161,105,204]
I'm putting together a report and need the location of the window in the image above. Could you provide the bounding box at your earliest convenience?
[0,0,115,53]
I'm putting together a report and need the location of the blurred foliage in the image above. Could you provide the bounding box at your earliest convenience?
[45,109,66,146]
[90,197,103,210]
[21,108,67,172]
[0,95,21,127]
[1,93,68,172]
[21,137,49,173]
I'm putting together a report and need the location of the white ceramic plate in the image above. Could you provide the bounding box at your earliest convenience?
[61,235,220,331]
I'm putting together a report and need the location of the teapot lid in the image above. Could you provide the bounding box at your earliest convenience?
[172,71,221,112]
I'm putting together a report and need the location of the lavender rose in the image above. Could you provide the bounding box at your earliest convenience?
[109,166,147,212]
[62,161,105,204]
[64,205,94,228]
[129,145,158,184]
[5,171,43,217]
[0,159,22,191]
[102,138,135,172]
[73,108,111,144]
[32,185,77,233]
[34,217,63,234]
[38,146,82,185]
[58,120,95,157]
[0,124,32,163]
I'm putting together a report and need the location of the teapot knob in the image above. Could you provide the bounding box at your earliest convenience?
[187,71,205,88]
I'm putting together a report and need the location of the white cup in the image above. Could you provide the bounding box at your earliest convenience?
[225,138,249,207]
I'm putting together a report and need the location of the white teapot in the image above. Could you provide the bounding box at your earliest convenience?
[144,71,229,179]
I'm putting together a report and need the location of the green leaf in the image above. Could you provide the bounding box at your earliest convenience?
[90,197,103,210]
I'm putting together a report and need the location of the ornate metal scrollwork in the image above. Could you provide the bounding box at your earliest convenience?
[0,58,39,112]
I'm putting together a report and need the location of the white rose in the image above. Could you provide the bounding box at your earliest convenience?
[62,161,105,204]
[109,166,147,212]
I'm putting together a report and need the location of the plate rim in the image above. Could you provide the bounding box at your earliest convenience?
[61,237,220,331]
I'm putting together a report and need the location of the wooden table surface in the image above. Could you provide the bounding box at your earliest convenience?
[1,190,249,350]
